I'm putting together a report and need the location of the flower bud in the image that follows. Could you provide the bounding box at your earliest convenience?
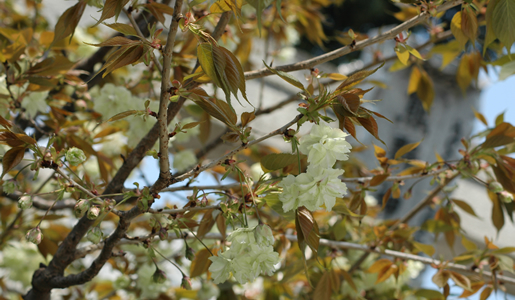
[66,147,87,166]
[87,206,101,220]
[489,182,504,193]
[254,224,274,247]
[181,276,192,290]
[3,180,16,194]
[499,191,514,203]
[74,199,90,218]
[87,227,103,244]
[18,195,33,210]
[152,268,167,284]
[159,228,168,240]
[185,245,195,261]
[26,227,43,244]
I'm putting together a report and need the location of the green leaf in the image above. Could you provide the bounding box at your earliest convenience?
[484,0,500,55]
[414,289,444,300]
[313,272,332,300]
[52,0,87,45]
[246,0,274,36]
[492,0,515,53]
[451,198,479,218]
[499,60,515,80]
[412,241,435,256]
[262,193,295,220]
[450,11,469,48]
[394,140,421,159]
[263,61,305,91]
[395,45,410,65]
[336,62,384,91]
[261,153,299,171]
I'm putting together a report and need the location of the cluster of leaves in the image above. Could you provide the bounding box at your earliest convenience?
[1,0,515,299]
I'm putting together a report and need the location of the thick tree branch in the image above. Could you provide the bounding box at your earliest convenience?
[243,0,463,80]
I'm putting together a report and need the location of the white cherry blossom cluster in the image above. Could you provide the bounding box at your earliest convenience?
[279,122,352,212]
[208,224,280,284]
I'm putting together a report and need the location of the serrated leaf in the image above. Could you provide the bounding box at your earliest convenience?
[85,36,139,47]
[263,61,305,91]
[449,271,471,291]
[52,0,87,44]
[414,289,444,300]
[451,199,478,218]
[484,0,500,54]
[336,62,384,91]
[196,209,215,239]
[499,60,515,80]
[367,258,393,273]
[333,198,362,217]
[413,241,435,256]
[261,153,299,171]
[246,0,274,36]
[296,207,319,256]
[395,45,410,65]
[1,146,25,177]
[451,11,469,48]
[190,248,212,277]
[101,45,145,77]
[461,6,478,43]
[104,23,138,36]
[240,111,255,127]
[394,140,421,159]
[263,193,295,220]
[432,270,450,288]
[93,0,130,27]
[492,0,515,53]
[407,66,421,95]
[356,115,385,145]
[405,44,424,60]
[105,110,140,122]
[313,272,332,300]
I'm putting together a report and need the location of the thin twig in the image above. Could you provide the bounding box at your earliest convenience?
[124,8,163,73]
[243,0,464,81]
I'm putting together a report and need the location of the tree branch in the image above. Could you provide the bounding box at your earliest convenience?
[243,0,463,81]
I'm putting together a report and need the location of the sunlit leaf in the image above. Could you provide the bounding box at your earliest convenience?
[52,0,87,44]
[492,0,515,53]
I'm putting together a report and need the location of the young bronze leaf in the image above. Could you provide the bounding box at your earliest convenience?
[1,146,25,177]
[0,115,12,128]
[432,270,451,288]
[313,272,332,300]
[336,62,384,91]
[190,248,212,277]
[451,11,469,48]
[221,47,249,104]
[488,191,505,232]
[102,45,145,77]
[356,116,385,145]
[394,140,422,159]
[296,207,320,256]
[263,61,305,91]
[240,111,255,127]
[104,23,138,36]
[85,36,139,47]
[105,110,141,122]
[261,153,298,171]
[461,6,478,43]
[93,0,130,27]
[52,0,87,44]
[196,209,215,239]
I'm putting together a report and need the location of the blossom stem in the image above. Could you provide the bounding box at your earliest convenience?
[151,245,187,277]
[178,219,214,256]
